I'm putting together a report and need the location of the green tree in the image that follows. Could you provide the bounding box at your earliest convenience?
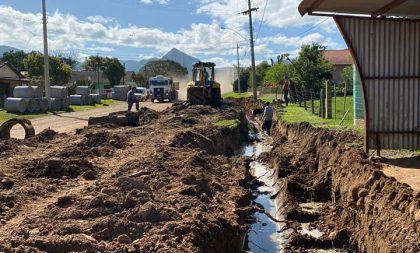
[83,56,125,87]
[294,43,333,93]
[264,62,292,86]
[255,60,271,86]
[233,68,250,93]
[103,58,125,87]
[23,52,72,85]
[23,52,44,77]
[1,50,28,71]
[137,59,188,87]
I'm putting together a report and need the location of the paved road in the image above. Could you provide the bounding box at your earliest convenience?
[9,101,172,138]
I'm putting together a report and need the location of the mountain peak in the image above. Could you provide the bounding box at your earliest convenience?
[162,48,199,72]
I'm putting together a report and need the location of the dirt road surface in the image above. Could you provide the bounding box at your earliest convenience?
[10,102,172,139]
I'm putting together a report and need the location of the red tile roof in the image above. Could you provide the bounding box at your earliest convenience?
[322,50,354,65]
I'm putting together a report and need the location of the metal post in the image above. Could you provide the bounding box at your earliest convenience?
[237,44,241,93]
[97,55,100,89]
[42,0,50,99]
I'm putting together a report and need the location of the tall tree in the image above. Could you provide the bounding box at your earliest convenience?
[1,50,28,72]
[23,52,72,85]
[137,59,188,87]
[83,56,125,87]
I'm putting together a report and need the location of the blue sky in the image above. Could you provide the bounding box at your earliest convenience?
[0,0,346,67]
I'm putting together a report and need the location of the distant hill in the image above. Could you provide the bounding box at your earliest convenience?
[0,45,20,58]
[162,48,199,72]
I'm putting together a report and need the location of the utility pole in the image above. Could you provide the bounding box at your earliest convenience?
[237,44,241,93]
[241,0,258,100]
[42,0,50,99]
[97,54,100,90]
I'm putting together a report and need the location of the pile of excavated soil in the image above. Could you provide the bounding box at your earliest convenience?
[0,102,253,253]
[268,121,419,252]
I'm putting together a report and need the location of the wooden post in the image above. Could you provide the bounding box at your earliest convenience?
[320,88,325,118]
[325,81,332,119]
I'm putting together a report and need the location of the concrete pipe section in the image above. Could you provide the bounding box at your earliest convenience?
[0,119,35,140]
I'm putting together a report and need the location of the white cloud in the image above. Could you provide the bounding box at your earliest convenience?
[0,4,342,66]
[140,0,169,5]
[197,0,336,33]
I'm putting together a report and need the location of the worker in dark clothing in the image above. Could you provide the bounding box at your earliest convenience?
[127,87,139,112]
[262,102,274,135]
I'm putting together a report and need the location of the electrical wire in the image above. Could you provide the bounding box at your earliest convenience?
[255,0,268,41]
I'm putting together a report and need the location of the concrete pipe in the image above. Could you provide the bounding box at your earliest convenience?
[23,98,36,113]
[40,98,49,111]
[32,86,44,98]
[82,95,91,105]
[69,95,84,105]
[91,94,101,104]
[0,118,35,140]
[4,98,27,113]
[49,98,62,111]
[33,98,41,111]
[13,86,35,98]
[61,97,70,109]
[76,86,90,96]
[50,86,68,99]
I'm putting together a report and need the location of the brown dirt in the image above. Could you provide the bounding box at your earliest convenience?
[0,101,253,253]
[268,120,419,252]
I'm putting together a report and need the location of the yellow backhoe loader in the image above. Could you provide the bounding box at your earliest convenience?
[186,62,221,105]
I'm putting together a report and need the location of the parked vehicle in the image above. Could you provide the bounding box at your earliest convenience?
[149,75,177,103]
[134,87,148,101]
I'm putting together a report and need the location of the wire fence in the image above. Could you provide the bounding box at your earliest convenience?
[259,81,363,127]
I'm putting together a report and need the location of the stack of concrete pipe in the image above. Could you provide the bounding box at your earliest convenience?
[69,86,101,106]
[50,86,70,110]
[4,86,46,113]
[111,85,130,101]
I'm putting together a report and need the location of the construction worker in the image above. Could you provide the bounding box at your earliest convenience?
[204,69,210,87]
[127,87,139,112]
[282,76,290,106]
[262,102,274,135]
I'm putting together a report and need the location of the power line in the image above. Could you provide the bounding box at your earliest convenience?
[293,17,330,37]
[255,0,269,40]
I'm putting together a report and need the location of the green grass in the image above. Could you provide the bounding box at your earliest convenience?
[281,96,362,132]
[0,99,121,123]
[223,92,274,103]
[213,119,240,128]
[222,92,252,99]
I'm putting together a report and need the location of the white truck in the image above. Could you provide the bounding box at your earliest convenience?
[148,75,178,103]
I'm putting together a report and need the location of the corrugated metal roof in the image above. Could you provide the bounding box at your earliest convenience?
[322,50,354,65]
[299,0,420,18]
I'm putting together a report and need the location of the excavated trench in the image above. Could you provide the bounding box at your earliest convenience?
[239,99,419,253]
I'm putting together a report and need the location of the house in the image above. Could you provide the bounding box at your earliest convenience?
[69,71,137,91]
[322,49,354,84]
[0,62,27,106]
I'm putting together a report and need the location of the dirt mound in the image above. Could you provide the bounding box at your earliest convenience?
[79,131,125,149]
[269,121,419,252]
[137,107,159,125]
[23,158,98,180]
[31,128,61,143]
[0,102,253,252]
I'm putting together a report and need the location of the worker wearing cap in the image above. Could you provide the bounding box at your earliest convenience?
[127,87,139,112]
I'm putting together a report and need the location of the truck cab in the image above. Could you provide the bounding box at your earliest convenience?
[149,75,177,103]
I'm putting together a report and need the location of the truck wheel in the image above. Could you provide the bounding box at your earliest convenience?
[151,98,154,103]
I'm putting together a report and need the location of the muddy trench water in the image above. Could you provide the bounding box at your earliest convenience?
[241,120,347,253]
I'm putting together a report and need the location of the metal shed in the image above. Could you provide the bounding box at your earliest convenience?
[299,0,420,154]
